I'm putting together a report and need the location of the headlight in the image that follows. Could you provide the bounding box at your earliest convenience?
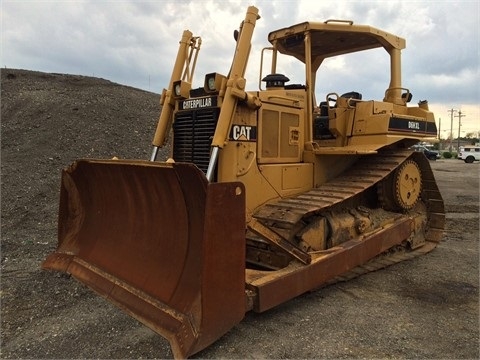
[204,73,226,93]
[174,83,182,96]
[207,76,216,91]
[172,80,191,99]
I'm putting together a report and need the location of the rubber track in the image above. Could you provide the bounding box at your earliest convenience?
[253,150,445,278]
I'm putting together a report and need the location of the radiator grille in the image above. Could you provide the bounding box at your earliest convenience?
[173,108,219,174]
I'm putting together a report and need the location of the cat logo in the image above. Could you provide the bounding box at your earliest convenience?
[230,125,257,142]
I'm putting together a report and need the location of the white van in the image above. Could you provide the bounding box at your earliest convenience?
[458,146,480,163]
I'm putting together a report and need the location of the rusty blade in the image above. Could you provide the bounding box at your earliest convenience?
[42,159,247,358]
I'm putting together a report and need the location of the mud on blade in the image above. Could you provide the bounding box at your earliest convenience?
[42,159,247,358]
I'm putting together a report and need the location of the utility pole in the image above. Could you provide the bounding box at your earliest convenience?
[438,118,442,149]
[455,110,466,151]
[447,108,457,152]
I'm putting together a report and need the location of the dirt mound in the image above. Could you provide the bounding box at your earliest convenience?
[1,69,163,252]
[1,69,172,358]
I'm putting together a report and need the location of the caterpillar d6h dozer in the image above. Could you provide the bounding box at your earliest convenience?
[43,6,445,359]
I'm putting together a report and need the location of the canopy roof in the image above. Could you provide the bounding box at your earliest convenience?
[268,20,406,64]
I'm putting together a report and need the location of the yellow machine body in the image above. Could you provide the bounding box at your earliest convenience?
[43,7,444,358]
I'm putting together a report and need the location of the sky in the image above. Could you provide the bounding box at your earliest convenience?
[2,0,479,138]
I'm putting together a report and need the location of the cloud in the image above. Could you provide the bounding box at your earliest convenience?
[2,0,479,130]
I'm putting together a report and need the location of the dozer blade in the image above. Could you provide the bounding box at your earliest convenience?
[42,159,246,359]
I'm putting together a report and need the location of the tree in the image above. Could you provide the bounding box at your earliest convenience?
[465,131,480,145]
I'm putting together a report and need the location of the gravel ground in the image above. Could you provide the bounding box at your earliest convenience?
[1,68,478,359]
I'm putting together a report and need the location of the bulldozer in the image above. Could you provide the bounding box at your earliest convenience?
[43,6,444,359]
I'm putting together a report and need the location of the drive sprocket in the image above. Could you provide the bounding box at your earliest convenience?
[378,159,422,211]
